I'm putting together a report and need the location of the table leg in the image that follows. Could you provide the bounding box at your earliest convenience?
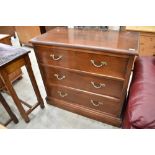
[24,55,45,109]
[0,70,30,122]
[0,93,18,124]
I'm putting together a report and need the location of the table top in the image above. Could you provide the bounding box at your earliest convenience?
[0,43,30,67]
[30,27,139,55]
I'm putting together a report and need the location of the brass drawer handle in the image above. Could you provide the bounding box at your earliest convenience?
[91,81,106,89]
[90,99,103,107]
[54,74,66,80]
[57,91,68,97]
[90,60,107,68]
[50,54,62,61]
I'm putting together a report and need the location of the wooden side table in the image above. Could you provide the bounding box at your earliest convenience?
[0,43,45,122]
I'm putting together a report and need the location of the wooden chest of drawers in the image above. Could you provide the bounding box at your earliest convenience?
[30,28,139,127]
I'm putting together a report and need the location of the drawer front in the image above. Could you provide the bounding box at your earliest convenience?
[41,65,123,98]
[35,45,129,79]
[46,84,121,116]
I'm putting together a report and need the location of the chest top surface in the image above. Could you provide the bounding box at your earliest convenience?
[30,27,139,55]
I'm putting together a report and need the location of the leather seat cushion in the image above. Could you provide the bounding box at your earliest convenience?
[126,56,155,128]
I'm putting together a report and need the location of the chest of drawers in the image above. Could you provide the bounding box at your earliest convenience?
[30,28,139,127]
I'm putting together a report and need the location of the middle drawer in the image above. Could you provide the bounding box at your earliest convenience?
[41,65,124,98]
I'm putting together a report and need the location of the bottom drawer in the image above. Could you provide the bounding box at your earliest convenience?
[46,84,121,116]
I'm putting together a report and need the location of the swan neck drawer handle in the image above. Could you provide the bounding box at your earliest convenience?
[57,91,68,97]
[91,82,106,89]
[90,60,107,68]
[90,100,103,107]
[50,54,62,61]
[54,74,66,80]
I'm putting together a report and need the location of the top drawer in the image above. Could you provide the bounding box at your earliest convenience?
[34,45,129,79]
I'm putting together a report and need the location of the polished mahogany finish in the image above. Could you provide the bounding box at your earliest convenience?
[46,84,121,116]
[31,27,139,127]
[31,27,139,55]
[35,45,129,79]
[40,65,124,98]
